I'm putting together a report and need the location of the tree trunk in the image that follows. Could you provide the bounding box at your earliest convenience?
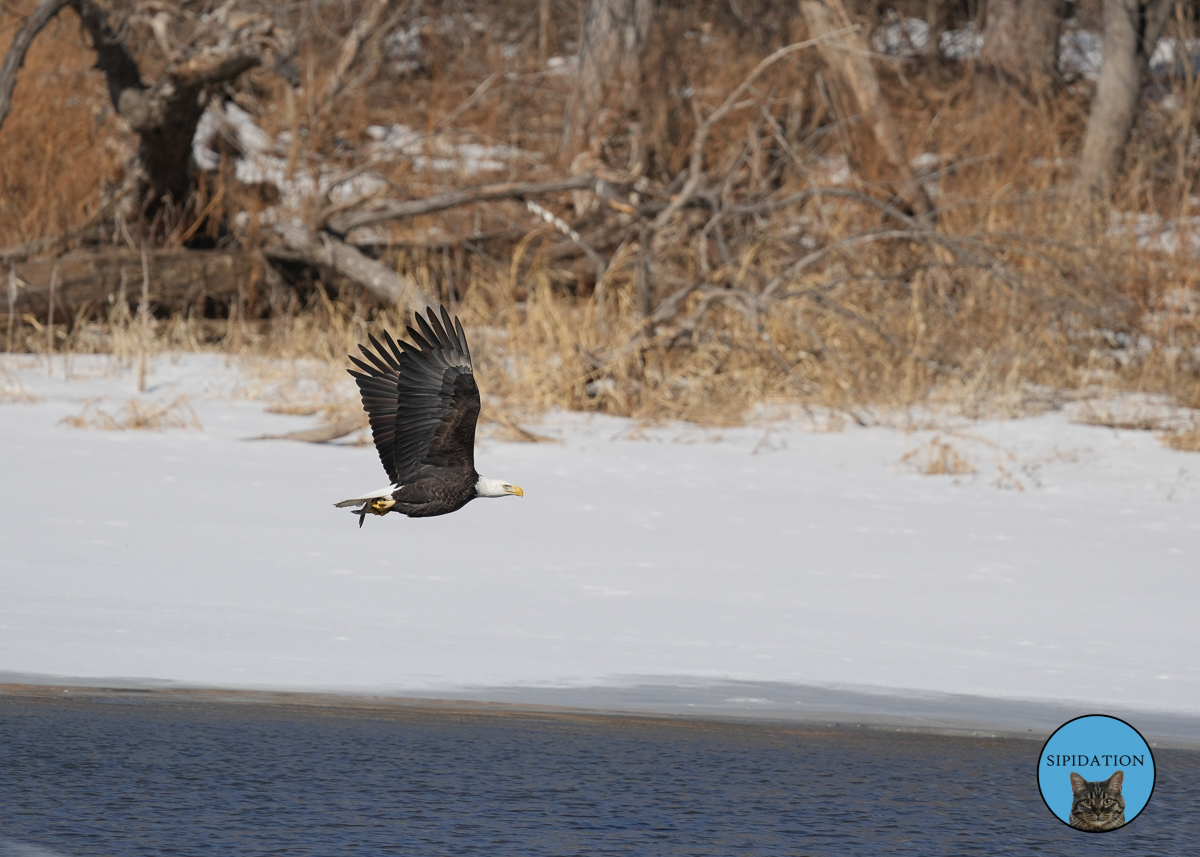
[560,0,654,159]
[978,0,1067,98]
[1072,0,1175,201]
[799,0,935,222]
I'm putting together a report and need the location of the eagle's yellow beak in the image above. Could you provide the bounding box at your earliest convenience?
[508,485,524,497]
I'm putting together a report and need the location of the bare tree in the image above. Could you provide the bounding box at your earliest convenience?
[799,0,935,221]
[1072,0,1175,200]
[978,0,1068,99]
[0,0,295,222]
[561,0,655,159]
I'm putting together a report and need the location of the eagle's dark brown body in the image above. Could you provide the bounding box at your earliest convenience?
[335,306,521,525]
[387,469,479,518]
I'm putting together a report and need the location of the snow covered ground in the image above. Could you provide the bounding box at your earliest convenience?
[1,354,1198,739]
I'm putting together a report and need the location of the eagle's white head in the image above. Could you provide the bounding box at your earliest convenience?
[475,477,524,498]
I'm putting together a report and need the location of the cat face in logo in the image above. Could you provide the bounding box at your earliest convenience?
[1068,770,1125,831]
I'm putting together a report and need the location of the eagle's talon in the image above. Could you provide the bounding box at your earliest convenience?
[369,497,396,515]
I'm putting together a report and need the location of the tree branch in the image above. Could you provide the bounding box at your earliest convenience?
[265,223,435,309]
[328,175,599,234]
[0,0,77,133]
[318,0,391,109]
[649,32,850,231]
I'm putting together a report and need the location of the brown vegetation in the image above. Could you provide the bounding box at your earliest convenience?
[1162,424,1200,450]
[59,395,202,430]
[1,0,1200,437]
[897,436,978,476]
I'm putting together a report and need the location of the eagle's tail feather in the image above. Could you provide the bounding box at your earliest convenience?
[333,485,397,508]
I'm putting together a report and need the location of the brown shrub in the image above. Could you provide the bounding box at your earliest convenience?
[1,1,1199,428]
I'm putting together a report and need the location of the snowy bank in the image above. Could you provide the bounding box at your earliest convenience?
[1,354,1198,738]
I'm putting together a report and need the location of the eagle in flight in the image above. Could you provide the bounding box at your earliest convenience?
[335,305,523,526]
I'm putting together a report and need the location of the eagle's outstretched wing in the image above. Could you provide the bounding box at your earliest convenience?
[347,306,480,485]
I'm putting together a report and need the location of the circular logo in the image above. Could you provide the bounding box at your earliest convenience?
[1037,714,1156,832]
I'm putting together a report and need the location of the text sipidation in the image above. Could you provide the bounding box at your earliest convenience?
[1044,755,1144,767]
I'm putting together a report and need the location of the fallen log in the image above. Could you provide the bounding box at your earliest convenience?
[4,249,258,322]
[251,413,368,443]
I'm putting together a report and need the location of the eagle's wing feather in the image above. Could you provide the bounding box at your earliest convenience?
[348,354,401,485]
[394,308,480,478]
[454,314,472,365]
[382,329,406,366]
[347,306,481,487]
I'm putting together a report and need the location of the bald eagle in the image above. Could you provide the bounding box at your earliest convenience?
[334,305,523,526]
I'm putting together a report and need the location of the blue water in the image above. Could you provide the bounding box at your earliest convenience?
[1,693,1197,855]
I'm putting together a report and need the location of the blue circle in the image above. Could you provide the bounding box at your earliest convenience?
[1037,714,1156,830]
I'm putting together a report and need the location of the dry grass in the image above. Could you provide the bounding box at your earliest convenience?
[60,395,203,431]
[0,365,39,402]
[1162,425,1200,451]
[2,0,1200,444]
[897,436,977,477]
[1068,394,1183,432]
[895,429,1058,488]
